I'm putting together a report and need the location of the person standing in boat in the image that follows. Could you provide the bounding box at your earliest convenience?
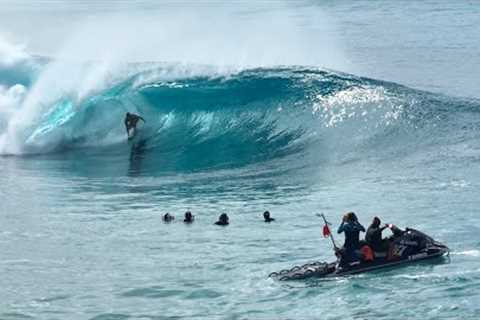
[337,212,365,265]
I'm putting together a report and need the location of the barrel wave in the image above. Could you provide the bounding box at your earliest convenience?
[1,58,479,174]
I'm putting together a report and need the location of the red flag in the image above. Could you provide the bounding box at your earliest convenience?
[323,224,331,237]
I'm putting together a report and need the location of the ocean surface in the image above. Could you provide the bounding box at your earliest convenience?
[1,1,479,319]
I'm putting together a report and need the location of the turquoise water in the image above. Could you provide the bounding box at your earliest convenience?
[1,1,480,319]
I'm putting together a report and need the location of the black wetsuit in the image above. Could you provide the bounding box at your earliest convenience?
[125,114,145,135]
[338,221,365,263]
[338,221,365,250]
[366,225,388,251]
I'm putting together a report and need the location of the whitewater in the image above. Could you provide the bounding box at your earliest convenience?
[1,1,480,319]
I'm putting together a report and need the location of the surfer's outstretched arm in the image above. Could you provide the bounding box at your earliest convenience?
[139,116,145,123]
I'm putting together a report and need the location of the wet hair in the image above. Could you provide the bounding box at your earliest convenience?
[264,210,275,222]
[184,211,193,222]
[350,212,358,222]
[345,212,357,222]
[163,213,174,222]
[214,213,229,226]
[220,213,228,222]
[372,216,381,227]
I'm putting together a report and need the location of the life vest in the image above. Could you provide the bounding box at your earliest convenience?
[361,245,374,262]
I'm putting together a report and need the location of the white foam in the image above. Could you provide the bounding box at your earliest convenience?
[451,250,480,257]
[313,86,402,128]
[0,84,26,118]
[45,5,346,69]
[131,63,238,89]
[0,35,29,66]
[0,62,115,154]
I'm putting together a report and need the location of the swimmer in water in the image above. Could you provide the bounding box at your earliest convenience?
[184,211,194,223]
[263,210,275,222]
[215,213,229,226]
[163,213,174,222]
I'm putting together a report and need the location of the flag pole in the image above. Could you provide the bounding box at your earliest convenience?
[318,213,338,250]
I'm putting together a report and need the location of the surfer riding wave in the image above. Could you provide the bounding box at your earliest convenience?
[124,112,145,139]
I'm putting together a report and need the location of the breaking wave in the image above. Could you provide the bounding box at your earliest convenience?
[1,53,479,172]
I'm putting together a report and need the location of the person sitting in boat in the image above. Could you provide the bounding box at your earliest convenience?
[337,212,365,264]
[366,216,390,252]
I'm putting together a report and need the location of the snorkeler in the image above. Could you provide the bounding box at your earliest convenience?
[163,213,175,222]
[184,211,194,223]
[263,211,275,222]
[215,213,229,226]
[124,112,145,138]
